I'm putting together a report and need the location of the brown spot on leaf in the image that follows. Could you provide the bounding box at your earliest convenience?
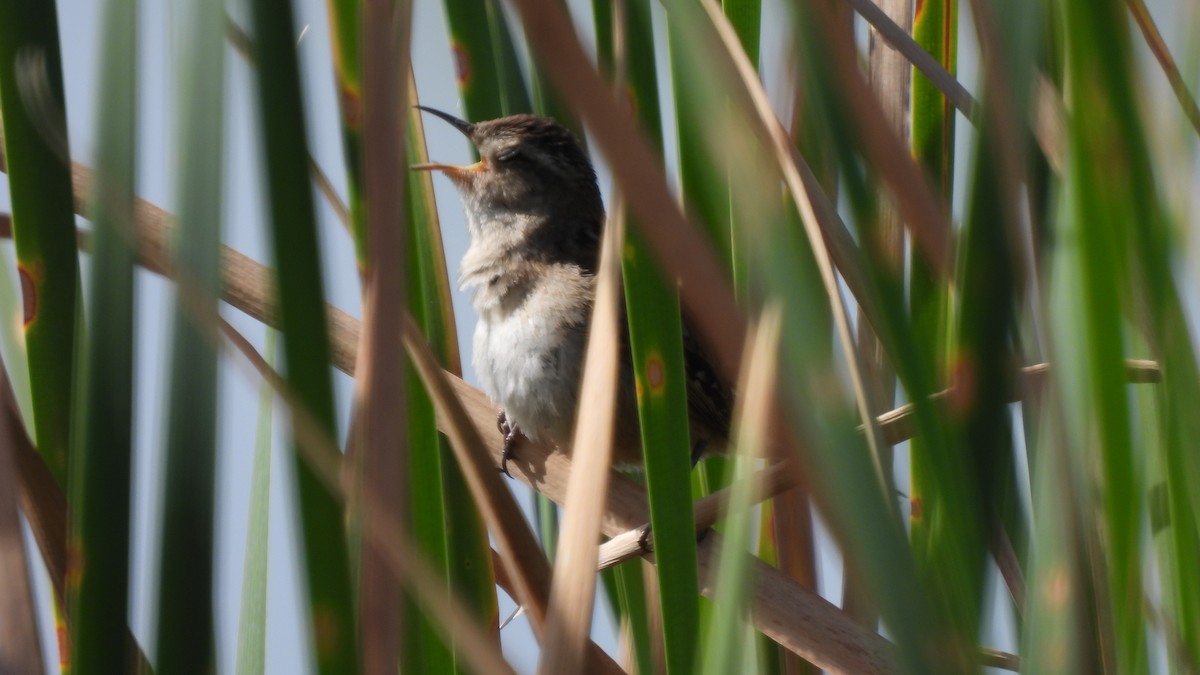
[313,605,341,656]
[645,352,666,395]
[66,538,84,590]
[452,42,471,89]
[18,264,36,328]
[910,497,923,521]
[58,623,70,669]
[340,86,361,131]
[947,353,976,416]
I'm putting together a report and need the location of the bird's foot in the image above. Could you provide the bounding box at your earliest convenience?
[636,523,712,554]
[497,410,519,478]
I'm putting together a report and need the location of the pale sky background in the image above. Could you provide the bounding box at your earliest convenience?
[5,0,1198,672]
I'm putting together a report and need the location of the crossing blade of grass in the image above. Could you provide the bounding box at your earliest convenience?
[847,0,977,121]
[249,0,359,669]
[68,0,138,670]
[0,0,79,488]
[153,0,226,669]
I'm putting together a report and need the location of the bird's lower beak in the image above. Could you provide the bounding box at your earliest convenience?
[411,160,488,180]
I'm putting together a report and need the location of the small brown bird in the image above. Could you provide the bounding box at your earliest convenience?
[414,107,731,474]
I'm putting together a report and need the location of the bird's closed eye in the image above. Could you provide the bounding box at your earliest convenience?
[495,146,520,163]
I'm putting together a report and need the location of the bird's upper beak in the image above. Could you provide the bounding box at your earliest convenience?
[412,105,485,180]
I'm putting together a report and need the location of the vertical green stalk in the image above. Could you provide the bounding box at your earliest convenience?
[235,332,275,675]
[321,0,367,263]
[613,2,702,672]
[401,102,458,674]
[908,0,955,565]
[407,98,498,669]
[154,0,226,670]
[0,0,80,486]
[251,0,358,671]
[1061,0,1148,669]
[68,0,137,670]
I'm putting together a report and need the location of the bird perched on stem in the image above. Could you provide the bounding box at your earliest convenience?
[413,107,731,475]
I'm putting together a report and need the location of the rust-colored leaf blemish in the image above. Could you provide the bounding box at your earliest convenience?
[339,86,361,131]
[910,497,923,521]
[452,41,471,89]
[645,351,666,395]
[57,623,70,669]
[947,353,976,416]
[18,264,36,328]
[915,0,926,18]
[66,538,84,590]
[312,605,341,656]
[1043,566,1070,609]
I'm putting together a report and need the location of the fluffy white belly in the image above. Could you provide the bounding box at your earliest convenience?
[472,304,585,444]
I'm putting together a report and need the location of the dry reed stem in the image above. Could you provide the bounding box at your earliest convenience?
[538,208,625,672]
[0,364,44,675]
[356,0,410,666]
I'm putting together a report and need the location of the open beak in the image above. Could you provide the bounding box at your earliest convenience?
[412,106,484,180]
[411,160,488,181]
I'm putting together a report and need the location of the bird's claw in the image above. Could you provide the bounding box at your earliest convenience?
[497,410,518,478]
[636,524,711,553]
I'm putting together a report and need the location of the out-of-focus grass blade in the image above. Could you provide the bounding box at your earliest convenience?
[0,0,80,487]
[441,0,531,121]
[610,562,654,675]
[235,332,275,675]
[911,0,957,198]
[249,0,359,670]
[908,0,956,595]
[667,23,731,263]
[400,95,455,674]
[1060,0,1152,669]
[701,306,780,675]
[1066,0,1200,669]
[153,0,226,669]
[68,0,138,670]
[1021,381,1090,672]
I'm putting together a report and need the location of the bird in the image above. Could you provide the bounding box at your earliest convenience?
[413,106,732,475]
